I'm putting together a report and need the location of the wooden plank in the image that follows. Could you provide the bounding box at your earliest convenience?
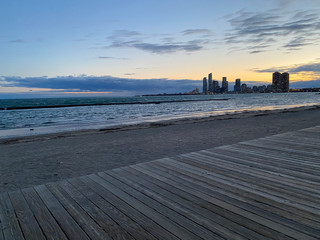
[157,158,320,228]
[8,190,45,240]
[45,182,112,240]
[68,177,147,240]
[0,192,25,240]
[131,163,295,240]
[106,168,227,240]
[264,135,320,147]
[176,153,320,211]
[211,147,320,182]
[235,142,320,164]
[21,187,68,240]
[192,150,320,194]
[112,166,266,240]
[76,175,159,240]
[87,174,181,240]
[177,152,320,208]
[220,145,320,175]
[240,140,320,158]
[281,131,320,142]
[59,179,134,240]
[172,155,320,220]
[98,171,205,240]
[34,184,90,240]
[152,158,320,237]
[249,138,320,154]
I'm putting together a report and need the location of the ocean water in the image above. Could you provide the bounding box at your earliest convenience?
[0,92,319,139]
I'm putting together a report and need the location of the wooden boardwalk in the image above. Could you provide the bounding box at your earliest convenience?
[1,126,319,240]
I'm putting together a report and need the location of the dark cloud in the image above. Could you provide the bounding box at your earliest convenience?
[253,62,320,73]
[226,9,320,53]
[106,29,212,54]
[0,76,201,95]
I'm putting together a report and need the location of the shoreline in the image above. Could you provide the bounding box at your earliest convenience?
[1,103,319,144]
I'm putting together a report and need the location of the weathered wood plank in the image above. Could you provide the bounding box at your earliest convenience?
[60,179,134,240]
[68,177,146,240]
[220,145,320,175]
[248,138,320,154]
[0,193,25,240]
[176,153,320,212]
[152,158,320,238]
[21,187,68,240]
[98,171,203,240]
[45,182,112,240]
[106,168,226,240]
[8,190,45,240]
[87,174,181,240]
[112,166,266,240]
[34,184,90,240]
[184,151,320,196]
[210,147,320,182]
[77,175,159,240]
[155,158,320,228]
[131,163,295,240]
[139,160,319,240]
[240,140,320,158]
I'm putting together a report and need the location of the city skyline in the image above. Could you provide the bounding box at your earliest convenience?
[1,0,320,97]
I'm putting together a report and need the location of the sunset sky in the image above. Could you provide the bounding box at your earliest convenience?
[1,0,320,97]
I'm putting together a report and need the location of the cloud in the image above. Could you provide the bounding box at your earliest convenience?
[106,29,213,54]
[290,79,320,88]
[130,42,203,53]
[181,29,213,36]
[225,8,320,53]
[0,76,201,96]
[9,39,25,43]
[253,61,320,74]
[97,56,129,60]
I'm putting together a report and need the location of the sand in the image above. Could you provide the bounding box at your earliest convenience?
[1,106,320,193]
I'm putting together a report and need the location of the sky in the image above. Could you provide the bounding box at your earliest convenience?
[0,0,320,98]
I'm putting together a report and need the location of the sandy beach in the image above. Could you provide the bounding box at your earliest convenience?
[1,105,320,193]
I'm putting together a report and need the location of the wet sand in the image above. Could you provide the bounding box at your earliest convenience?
[1,105,320,193]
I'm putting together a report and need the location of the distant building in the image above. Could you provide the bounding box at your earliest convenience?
[234,78,241,93]
[222,77,228,93]
[273,72,289,92]
[272,72,282,92]
[213,80,219,93]
[241,83,247,93]
[202,77,207,93]
[208,73,213,93]
[281,72,289,92]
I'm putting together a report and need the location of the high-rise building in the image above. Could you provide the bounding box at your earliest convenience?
[273,72,289,92]
[234,78,241,93]
[202,77,207,94]
[222,77,228,93]
[208,73,213,93]
[281,72,289,92]
[272,72,282,92]
[213,80,219,93]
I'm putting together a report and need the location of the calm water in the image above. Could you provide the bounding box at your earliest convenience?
[0,93,319,139]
